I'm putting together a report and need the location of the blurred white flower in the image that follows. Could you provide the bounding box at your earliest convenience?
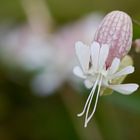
[0,12,103,95]
[31,13,103,95]
[31,69,63,95]
[0,26,53,70]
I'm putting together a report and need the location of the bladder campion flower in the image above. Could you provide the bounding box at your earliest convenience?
[73,11,139,127]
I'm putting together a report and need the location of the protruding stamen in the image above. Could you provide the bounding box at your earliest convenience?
[85,75,103,127]
[77,76,100,118]
[77,90,93,117]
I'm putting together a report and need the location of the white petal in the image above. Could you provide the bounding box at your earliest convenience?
[75,41,90,73]
[98,44,109,71]
[84,80,93,89]
[110,66,134,80]
[73,66,86,79]
[108,58,120,75]
[91,41,100,71]
[109,84,139,95]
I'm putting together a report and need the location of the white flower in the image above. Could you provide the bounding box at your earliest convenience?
[73,41,139,127]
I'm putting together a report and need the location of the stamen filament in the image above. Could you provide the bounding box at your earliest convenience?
[77,75,100,117]
[85,75,103,126]
[77,90,93,117]
[84,75,100,127]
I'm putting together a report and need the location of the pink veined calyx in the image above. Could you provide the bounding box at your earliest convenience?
[73,11,139,127]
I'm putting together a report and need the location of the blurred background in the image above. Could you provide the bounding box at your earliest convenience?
[0,0,140,140]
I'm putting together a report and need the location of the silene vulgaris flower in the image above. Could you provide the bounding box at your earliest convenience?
[73,11,139,127]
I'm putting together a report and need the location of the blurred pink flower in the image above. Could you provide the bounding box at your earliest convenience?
[133,39,140,53]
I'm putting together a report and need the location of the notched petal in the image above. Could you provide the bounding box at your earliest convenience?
[84,80,93,89]
[75,41,90,73]
[73,66,86,79]
[110,66,134,80]
[109,84,139,95]
[108,58,120,75]
[98,44,110,70]
[90,41,100,71]
[110,55,133,84]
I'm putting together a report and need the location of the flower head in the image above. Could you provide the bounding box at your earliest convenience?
[73,11,139,127]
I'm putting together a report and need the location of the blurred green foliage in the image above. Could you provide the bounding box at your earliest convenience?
[0,0,140,23]
[133,21,140,40]
[0,0,140,140]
